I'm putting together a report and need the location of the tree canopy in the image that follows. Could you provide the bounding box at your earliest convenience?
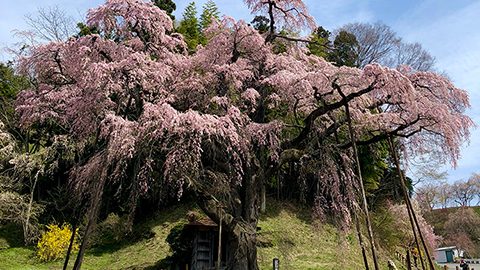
[8,0,473,268]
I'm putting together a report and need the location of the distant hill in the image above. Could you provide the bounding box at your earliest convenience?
[424,206,480,237]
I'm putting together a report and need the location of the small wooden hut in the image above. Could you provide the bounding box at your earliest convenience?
[184,215,228,270]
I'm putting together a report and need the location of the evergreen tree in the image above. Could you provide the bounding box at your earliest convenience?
[251,16,270,34]
[76,22,98,37]
[0,63,29,129]
[199,0,220,31]
[177,2,200,52]
[330,30,359,67]
[153,0,176,20]
[307,26,331,59]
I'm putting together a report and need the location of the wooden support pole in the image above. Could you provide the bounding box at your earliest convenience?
[406,249,412,270]
[354,210,371,270]
[388,142,425,270]
[387,136,435,270]
[72,168,107,270]
[217,209,222,270]
[387,138,425,270]
[343,101,380,270]
[333,112,370,270]
[63,219,77,270]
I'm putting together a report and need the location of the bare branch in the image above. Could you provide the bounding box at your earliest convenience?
[25,6,76,42]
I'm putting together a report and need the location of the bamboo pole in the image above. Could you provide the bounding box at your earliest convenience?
[387,136,435,270]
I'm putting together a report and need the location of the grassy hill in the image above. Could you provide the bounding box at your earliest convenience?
[0,200,406,270]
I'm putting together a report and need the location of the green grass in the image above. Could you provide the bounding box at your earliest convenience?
[0,200,405,270]
[257,202,362,269]
[0,204,192,270]
[256,201,404,270]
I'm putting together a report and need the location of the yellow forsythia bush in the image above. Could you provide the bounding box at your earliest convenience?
[36,223,79,262]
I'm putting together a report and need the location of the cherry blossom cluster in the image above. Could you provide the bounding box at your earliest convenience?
[14,0,472,221]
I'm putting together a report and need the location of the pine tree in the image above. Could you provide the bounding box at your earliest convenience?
[152,0,176,20]
[251,16,270,34]
[200,0,220,30]
[177,2,200,52]
[330,30,359,67]
[307,26,331,59]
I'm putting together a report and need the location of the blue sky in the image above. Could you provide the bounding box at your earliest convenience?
[0,0,479,185]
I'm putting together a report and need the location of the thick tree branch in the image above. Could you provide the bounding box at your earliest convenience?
[282,82,373,149]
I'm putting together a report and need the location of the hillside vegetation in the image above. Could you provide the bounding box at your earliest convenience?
[0,200,405,270]
[423,206,480,258]
[424,206,480,236]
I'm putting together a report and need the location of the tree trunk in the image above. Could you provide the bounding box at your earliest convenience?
[197,201,260,270]
[196,167,260,270]
[225,221,258,270]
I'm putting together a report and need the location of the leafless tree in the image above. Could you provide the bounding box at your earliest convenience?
[469,173,480,205]
[451,179,477,207]
[338,22,436,71]
[339,22,399,68]
[25,6,76,42]
[437,183,452,209]
[385,41,435,71]
[415,183,439,212]
[411,157,448,187]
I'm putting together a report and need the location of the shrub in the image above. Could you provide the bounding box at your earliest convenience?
[90,213,128,247]
[36,223,78,262]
